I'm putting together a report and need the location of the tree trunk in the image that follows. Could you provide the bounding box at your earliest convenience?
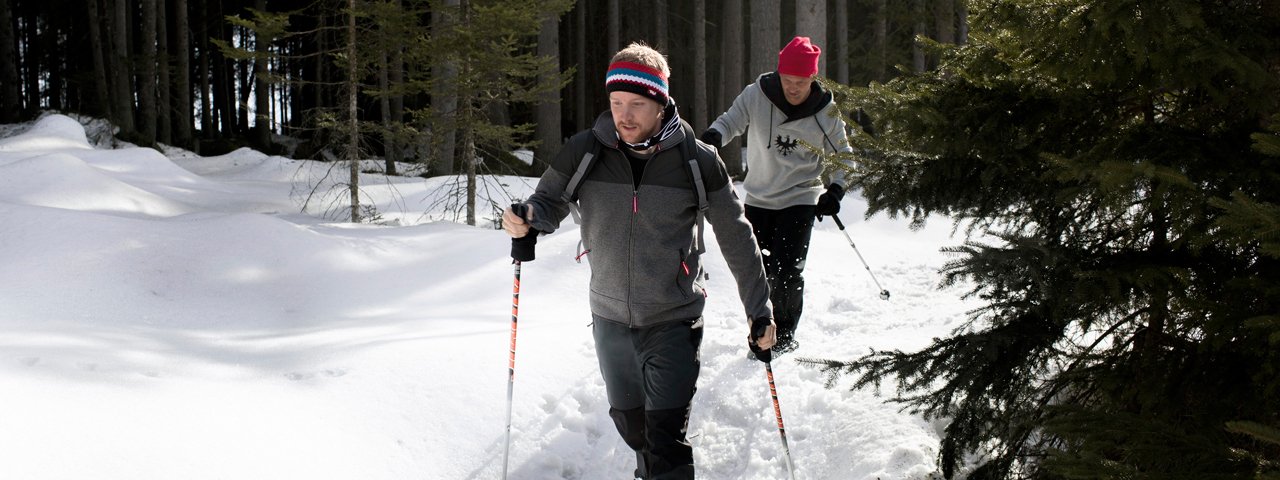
[691,0,707,130]
[1,0,23,122]
[749,0,778,77]
[535,9,563,172]
[346,0,360,223]
[834,0,848,85]
[139,0,158,145]
[212,0,234,136]
[380,52,395,175]
[85,0,112,120]
[156,0,171,145]
[719,0,744,178]
[654,0,667,51]
[607,0,619,54]
[387,0,405,168]
[432,0,460,175]
[794,0,825,76]
[957,1,968,45]
[912,0,927,73]
[254,0,271,148]
[577,0,589,130]
[934,0,955,44]
[199,0,214,140]
[174,0,193,148]
[110,0,135,134]
[21,7,38,116]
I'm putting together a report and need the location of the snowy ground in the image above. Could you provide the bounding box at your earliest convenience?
[0,113,975,479]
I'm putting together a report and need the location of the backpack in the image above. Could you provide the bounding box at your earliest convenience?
[560,122,710,262]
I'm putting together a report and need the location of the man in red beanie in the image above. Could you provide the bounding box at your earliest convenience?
[701,36,858,357]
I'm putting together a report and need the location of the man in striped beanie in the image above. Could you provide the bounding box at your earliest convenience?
[502,42,776,479]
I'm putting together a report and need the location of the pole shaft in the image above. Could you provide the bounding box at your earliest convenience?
[766,362,798,479]
[502,261,522,479]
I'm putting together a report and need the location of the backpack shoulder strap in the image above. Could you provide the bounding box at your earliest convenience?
[562,135,603,262]
[561,136,603,204]
[681,122,710,255]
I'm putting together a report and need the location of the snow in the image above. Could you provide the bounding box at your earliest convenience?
[1,113,976,479]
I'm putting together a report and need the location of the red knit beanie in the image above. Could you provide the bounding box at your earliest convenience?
[777,36,821,77]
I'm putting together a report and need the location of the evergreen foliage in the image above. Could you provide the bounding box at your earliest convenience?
[812,1,1280,478]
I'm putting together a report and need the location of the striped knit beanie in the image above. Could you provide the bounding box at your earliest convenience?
[605,61,670,106]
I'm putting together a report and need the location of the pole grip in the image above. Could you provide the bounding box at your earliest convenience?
[831,213,846,230]
[510,203,538,262]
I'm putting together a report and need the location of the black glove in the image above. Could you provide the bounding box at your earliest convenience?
[815,183,845,219]
[699,129,722,149]
[510,203,539,262]
[748,316,773,363]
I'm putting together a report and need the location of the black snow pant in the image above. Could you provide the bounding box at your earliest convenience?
[745,204,816,341]
[593,316,703,480]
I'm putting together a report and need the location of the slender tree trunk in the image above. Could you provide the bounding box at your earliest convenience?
[387,0,404,167]
[535,9,563,171]
[719,0,744,178]
[958,1,969,44]
[655,0,667,50]
[912,0,927,73]
[346,0,360,223]
[749,0,778,77]
[380,52,395,174]
[199,0,214,140]
[174,0,193,148]
[934,0,955,44]
[156,0,171,145]
[432,0,459,175]
[460,1,476,227]
[213,0,234,136]
[139,0,158,145]
[110,0,135,133]
[577,0,588,130]
[21,7,38,116]
[834,0,848,85]
[691,0,707,130]
[253,0,271,148]
[237,26,251,133]
[86,0,112,120]
[607,0,619,54]
[794,0,825,76]
[0,0,22,122]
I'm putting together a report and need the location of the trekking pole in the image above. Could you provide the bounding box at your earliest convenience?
[831,213,891,300]
[766,360,799,480]
[752,321,798,480]
[503,204,538,479]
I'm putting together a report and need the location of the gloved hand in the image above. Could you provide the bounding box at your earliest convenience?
[699,129,723,149]
[508,203,539,262]
[748,316,777,363]
[815,183,844,219]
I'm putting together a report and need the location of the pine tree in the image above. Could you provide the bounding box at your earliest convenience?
[421,0,573,226]
[811,1,1280,478]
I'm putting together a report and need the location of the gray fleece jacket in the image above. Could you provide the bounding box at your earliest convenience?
[525,113,773,328]
[709,72,856,210]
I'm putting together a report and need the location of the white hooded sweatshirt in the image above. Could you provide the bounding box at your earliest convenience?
[708,72,857,210]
